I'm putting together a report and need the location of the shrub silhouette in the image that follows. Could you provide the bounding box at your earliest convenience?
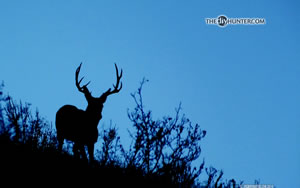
[2,95,56,150]
[123,78,206,186]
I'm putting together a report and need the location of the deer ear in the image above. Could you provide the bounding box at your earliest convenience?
[104,88,111,94]
[83,86,90,93]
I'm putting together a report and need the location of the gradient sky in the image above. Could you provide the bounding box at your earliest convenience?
[0,1,299,187]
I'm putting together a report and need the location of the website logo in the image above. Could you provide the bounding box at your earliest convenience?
[205,15,266,28]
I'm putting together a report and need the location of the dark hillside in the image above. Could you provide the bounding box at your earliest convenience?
[0,83,243,187]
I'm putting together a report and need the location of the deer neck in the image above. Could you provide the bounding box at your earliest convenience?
[85,105,103,125]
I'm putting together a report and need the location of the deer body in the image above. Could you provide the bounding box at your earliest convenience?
[56,105,99,145]
[55,63,122,161]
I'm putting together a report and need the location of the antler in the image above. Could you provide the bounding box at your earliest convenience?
[101,63,123,98]
[107,63,123,95]
[75,63,91,94]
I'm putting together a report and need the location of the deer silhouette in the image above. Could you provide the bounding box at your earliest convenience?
[55,63,123,161]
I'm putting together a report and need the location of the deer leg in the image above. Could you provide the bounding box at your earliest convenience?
[56,133,64,152]
[88,144,94,162]
[57,138,63,152]
[73,143,80,158]
[78,144,87,161]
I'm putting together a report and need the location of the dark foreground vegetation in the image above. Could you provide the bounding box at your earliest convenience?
[0,80,246,187]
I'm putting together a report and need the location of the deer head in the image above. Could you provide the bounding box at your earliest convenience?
[75,63,123,117]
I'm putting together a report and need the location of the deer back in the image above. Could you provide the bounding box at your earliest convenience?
[56,105,98,144]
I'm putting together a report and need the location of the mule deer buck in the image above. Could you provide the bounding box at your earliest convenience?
[55,63,123,161]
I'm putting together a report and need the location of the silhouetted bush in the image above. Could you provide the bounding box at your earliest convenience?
[2,95,56,149]
[98,124,123,166]
[123,78,206,187]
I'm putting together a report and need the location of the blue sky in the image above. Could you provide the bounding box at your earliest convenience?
[0,0,299,187]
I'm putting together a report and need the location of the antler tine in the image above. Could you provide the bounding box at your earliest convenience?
[104,63,123,96]
[113,64,122,87]
[82,80,91,88]
[75,63,91,93]
[114,64,123,90]
[115,63,123,79]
